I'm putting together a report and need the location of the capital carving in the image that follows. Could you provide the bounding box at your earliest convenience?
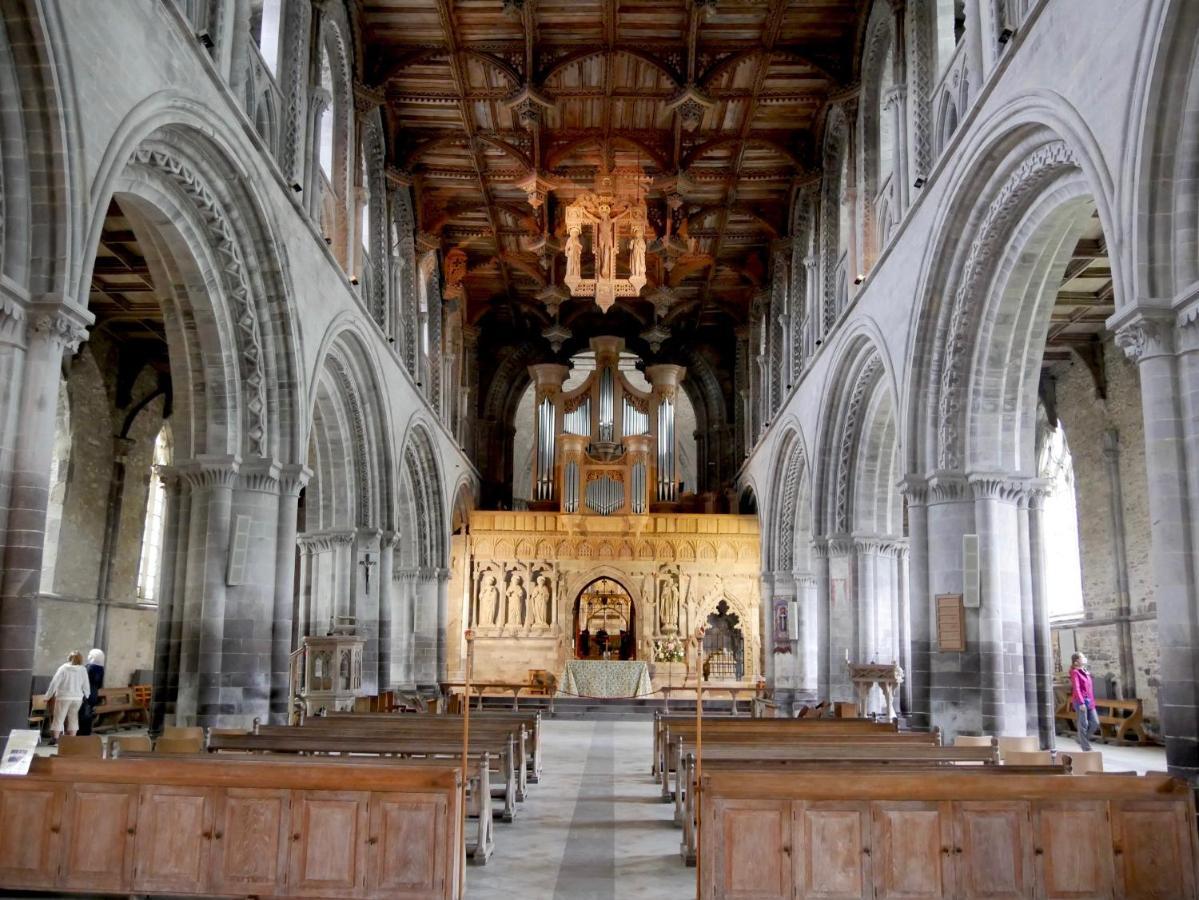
[898,475,928,505]
[176,455,242,490]
[927,471,970,503]
[968,473,1027,503]
[1114,313,1175,363]
[0,294,27,345]
[30,305,91,353]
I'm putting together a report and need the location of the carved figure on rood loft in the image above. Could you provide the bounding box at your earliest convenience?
[660,576,680,634]
[531,574,552,627]
[560,169,652,313]
[478,573,499,626]
[506,573,527,627]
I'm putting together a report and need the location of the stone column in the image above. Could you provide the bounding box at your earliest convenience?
[1115,309,1199,775]
[969,473,1027,736]
[825,537,856,699]
[1026,482,1055,749]
[460,325,479,454]
[377,530,400,690]
[1101,430,1137,698]
[294,535,318,644]
[392,567,416,687]
[0,302,90,735]
[812,540,832,699]
[854,538,878,661]
[174,456,239,727]
[270,464,309,724]
[796,573,819,703]
[93,436,136,649]
[279,0,313,188]
[896,543,911,715]
[925,471,977,738]
[353,527,383,696]
[900,477,930,725]
[151,467,187,734]
[760,574,777,688]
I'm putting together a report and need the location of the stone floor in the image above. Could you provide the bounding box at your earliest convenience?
[467,719,693,900]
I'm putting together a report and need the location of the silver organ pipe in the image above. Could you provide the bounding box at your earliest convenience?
[598,367,614,442]
[622,396,649,436]
[657,398,676,501]
[632,461,646,513]
[564,460,580,512]
[585,475,622,516]
[536,397,555,501]
[564,397,591,436]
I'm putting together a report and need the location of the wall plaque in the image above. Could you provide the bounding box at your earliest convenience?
[935,593,966,652]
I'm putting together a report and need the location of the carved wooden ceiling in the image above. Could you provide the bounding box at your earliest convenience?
[363,0,862,343]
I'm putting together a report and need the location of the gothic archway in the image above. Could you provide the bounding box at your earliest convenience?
[572,577,637,661]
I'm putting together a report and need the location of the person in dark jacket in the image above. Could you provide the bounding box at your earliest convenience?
[77,648,105,736]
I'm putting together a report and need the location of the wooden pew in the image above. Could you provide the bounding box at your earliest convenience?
[659,721,936,801]
[297,716,533,802]
[322,708,545,784]
[211,729,522,823]
[0,754,463,898]
[698,769,1198,899]
[1054,694,1152,745]
[652,712,902,778]
[92,686,150,731]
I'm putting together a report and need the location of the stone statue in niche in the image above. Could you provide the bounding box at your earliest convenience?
[478,573,499,626]
[660,576,680,634]
[530,575,552,627]
[339,649,351,690]
[506,573,527,627]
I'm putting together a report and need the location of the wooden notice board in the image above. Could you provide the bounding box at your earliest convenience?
[936,593,966,652]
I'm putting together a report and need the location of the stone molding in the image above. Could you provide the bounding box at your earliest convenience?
[238,457,282,493]
[277,463,313,496]
[0,293,26,345]
[176,455,242,490]
[967,472,1028,503]
[897,475,928,505]
[1114,311,1176,363]
[835,355,883,532]
[927,470,970,503]
[131,145,269,456]
[297,530,355,553]
[937,141,1079,470]
[29,302,91,354]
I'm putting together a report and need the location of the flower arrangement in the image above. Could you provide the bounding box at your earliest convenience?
[653,635,685,662]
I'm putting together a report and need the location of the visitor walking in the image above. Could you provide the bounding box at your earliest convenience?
[77,648,106,736]
[1070,652,1100,751]
[45,651,89,743]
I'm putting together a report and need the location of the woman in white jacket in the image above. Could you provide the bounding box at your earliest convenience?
[45,651,89,742]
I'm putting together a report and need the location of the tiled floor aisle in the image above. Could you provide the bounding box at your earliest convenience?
[467,719,694,900]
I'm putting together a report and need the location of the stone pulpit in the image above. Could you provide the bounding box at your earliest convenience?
[298,625,365,715]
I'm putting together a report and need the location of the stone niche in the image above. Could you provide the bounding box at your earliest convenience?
[446,510,762,687]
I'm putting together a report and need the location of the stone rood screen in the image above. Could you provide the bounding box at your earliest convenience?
[528,337,685,516]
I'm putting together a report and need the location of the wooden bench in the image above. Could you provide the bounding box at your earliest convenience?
[698,768,1198,898]
[91,686,149,731]
[214,728,523,824]
[653,712,902,778]
[678,749,1065,867]
[297,716,533,803]
[1054,695,1151,745]
[0,753,463,898]
[322,708,545,784]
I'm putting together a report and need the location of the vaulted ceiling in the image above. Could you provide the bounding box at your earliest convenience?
[363,0,863,343]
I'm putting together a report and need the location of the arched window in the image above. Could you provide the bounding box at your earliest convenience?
[1039,424,1085,620]
[317,45,334,179]
[136,426,173,603]
[876,43,895,187]
[40,381,71,594]
[251,0,284,76]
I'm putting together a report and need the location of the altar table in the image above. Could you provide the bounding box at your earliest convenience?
[560,660,653,698]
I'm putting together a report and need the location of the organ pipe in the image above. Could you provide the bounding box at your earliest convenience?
[657,397,676,502]
[536,396,555,500]
[599,366,614,442]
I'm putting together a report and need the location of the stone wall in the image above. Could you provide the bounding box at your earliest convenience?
[1050,338,1158,721]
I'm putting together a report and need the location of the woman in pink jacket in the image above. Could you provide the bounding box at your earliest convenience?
[1070,652,1100,750]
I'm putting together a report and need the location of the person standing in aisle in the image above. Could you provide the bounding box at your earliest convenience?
[45,651,89,743]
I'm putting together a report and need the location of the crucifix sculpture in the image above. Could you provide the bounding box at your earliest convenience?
[359,552,377,598]
[561,170,651,313]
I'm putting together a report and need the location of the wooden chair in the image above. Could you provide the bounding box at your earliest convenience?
[1002,750,1053,766]
[997,735,1039,759]
[953,734,993,748]
[28,693,49,735]
[1061,750,1104,773]
[111,734,152,755]
[57,735,103,758]
[155,736,204,754]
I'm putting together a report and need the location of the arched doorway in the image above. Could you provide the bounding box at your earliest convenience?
[703,600,745,680]
[573,578,636,660]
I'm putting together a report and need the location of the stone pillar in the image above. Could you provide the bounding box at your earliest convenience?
[1015,483,1038,738]
[279,0,313,187]
[796,573,819,702]
[391,567,416,687]
[93,435,136,649]
[854,538,878,661]
[824,537,856,700]
[900,477,930,725]
[294,536,318,645]
[377,531,400,690]
[174,456,239,727]
[460,325,479,454]
[969,473,1027,736]
[812,540,832,699]
[896,543,911,715]
[760,574,777,688]
[1101,429,1137,698]
[353,527,383,696]
[1115,309,1199,775]
[0,301,90,735]
[1026,482,1055,750]
[151,467,187,734]
[270,464,309,724]
[925,471,978,738]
